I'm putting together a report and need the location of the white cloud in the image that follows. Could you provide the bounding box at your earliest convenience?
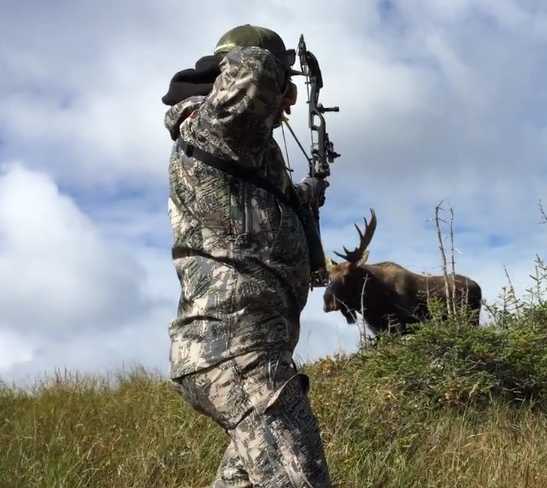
[0,164,147,331]
[0,164,175,382]
[0,328,33,371]
[1,1,547,383]
[296,289,361,363]
[1,308,172,387]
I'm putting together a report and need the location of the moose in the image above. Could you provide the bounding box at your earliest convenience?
[323,209,482,334]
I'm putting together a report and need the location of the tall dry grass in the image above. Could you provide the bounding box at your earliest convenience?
[1,312,546,487]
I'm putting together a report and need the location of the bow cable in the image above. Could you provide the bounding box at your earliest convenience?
[282,119,313,165]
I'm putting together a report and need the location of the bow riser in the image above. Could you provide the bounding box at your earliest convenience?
[297,35,340,180]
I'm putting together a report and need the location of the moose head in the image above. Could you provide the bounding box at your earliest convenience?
[323,209,377,324]
[323,209,482,334]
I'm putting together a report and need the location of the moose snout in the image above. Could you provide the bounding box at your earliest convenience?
[323,287,338,313]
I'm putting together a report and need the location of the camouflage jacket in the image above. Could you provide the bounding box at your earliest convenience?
[165,47,312,377]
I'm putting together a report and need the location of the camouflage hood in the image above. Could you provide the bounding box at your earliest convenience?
[164,95,207,141]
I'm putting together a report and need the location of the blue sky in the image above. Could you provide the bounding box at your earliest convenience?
[1,0,547,384]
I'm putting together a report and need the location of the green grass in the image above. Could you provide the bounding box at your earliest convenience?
[1,314,546,487]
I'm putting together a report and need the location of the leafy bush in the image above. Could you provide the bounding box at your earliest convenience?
[353,312,547,409]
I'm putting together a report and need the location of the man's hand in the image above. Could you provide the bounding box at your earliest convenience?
[299,176,329,207]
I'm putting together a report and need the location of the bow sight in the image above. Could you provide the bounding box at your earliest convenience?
[297,35,340,179]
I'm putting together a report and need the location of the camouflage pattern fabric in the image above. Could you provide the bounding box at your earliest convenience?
[166,46,313,378]
[165,45,331,486]
[175,350,332,487]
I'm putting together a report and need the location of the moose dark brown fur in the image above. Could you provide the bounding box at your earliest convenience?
[323,210,482,334]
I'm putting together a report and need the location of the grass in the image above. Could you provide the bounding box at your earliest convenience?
[1,311,546,487]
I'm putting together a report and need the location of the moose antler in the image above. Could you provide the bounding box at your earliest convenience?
[334,209,377,263]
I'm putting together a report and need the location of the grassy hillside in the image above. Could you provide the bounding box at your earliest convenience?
[1,307,546,487]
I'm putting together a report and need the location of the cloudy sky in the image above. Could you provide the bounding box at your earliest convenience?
[1,0,546,385]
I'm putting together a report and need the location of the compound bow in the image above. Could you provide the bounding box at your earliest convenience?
[283,35,340,286]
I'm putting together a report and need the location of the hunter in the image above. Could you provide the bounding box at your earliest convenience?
[163,25,331,487]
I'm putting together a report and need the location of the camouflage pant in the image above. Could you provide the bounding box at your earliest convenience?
[175,350,332,487]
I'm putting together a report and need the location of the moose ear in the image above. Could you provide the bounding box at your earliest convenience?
[356,250,369,267]
[325,256,338,272]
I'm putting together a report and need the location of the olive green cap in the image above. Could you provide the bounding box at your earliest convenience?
[214,24,295,70]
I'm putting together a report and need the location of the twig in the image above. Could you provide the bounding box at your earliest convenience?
[359,276,370,348]
[539,199,547,224]
[503,266,523,315]
[449,208,457,316]
[435,202,453,317]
